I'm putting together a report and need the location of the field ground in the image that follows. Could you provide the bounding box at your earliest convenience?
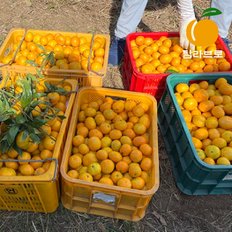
[0,0,232,231]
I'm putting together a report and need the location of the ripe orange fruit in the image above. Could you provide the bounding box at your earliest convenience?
[205,116,218,129]
[40,149,53,159]
[159,54,172,64]
[192,137,203,149]
[194,128,209,140]
[140,144,152,156]
[135,36,145,46]
[19,164,34,176]
[158,45,169,54]
[218,61,231,71]
[198,100,214,113]
[204,157,215,165]
[128,163,142,177]
[117,177,132,188]
[101,159,115,174]
[183,97,198,111]
[116,161,129,173]
[211,106,225,118]
[193,89,209,102]
[111,171,123,184]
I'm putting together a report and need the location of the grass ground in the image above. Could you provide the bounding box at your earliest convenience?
[0,0,232,231]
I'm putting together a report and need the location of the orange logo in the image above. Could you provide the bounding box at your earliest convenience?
[186,7,222,47]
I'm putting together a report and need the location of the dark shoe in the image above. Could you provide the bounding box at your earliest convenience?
[222,37,232,53]
[108,37,126,66]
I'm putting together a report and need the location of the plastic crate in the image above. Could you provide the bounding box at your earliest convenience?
[0,76,77,212]
[0,28,110,86]
[158,72,232,195]
[122,32,232,101]
[60,87,159,221]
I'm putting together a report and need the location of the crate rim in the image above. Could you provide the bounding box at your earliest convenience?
[61,86,160,196]
[166,72,232,170]
[125,31,232,76]
[0,28,110,76]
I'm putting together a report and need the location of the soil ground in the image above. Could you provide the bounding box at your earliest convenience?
[0,0,232,231]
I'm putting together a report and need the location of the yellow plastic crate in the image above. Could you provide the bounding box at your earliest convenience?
[0,28,110,86]
[0,76,77,212]
[60,87,159,221]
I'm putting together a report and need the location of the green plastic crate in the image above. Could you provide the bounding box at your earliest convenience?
[158,72,232,195]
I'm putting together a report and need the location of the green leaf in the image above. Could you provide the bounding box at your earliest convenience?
[21,130,29,140]
[15,115,26,124]
[26,60,38,67]
[166,69,179,73]
[20,78,33,108]
[29,133,41,143]
[201,7,222,18]
[6,126,19,145]
[35,43,46,51]
[0,140,9,154]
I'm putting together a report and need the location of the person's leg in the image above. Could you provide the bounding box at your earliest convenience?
[109,0,148,66]
[115,0,148,39]
[211,0,232,50]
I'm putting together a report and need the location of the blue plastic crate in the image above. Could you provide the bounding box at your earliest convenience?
[158,72,232,195]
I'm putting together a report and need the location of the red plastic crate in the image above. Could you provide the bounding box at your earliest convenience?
[122,32,232,101]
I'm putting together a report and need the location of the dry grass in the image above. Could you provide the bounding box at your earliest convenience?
[0,0,232,231]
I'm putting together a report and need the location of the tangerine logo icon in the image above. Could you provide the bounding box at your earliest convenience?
[186,7,222,47]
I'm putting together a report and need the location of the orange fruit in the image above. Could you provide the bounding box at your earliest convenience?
[190,61,200,71]
[205,116,218,129]
[159,54,172,64]
[217,157,230,165]
[135,36,145,46]
[101,159,115,174]
[158,45,169,54]
[40,149,53,160]
[109,151,122,163]
[141,64,154,74]
[218,61,231,71]
[7,148,19,158]
[88,136,101,151]
[72,135,85,147]
[204,157,215,165]
[208,128,220,140]
[99,177,113,185]
[212,137,227,149]
[116,161,129,173]
[189,83,200,93]
[131,177,145,190]
[120,144,132,156]
[198,100,214,113]
[224,103,232,115]
[129,149,143,163]
[69,154,82,169]
[218,83,232,95]
[193,89,209,102]
[183,97,197,111]
[111,171,123,184]
[210,95,223,105]
[218,116,232,130]
[205,145,220,159]
[117,177,132,188]
[133,136,147,147]
[140,157,152,171]
[192,137,203,149]
[175,83,189,93]
[215,78,227,88]
[19,164,34,176]
[128,163,142,178]
[194,128,209,140]
[139,144,152,156]
[79,172,93,182]
[211,106,225,118]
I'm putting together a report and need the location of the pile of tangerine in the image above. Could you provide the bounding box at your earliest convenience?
[1,32,106,72]
[130,35,231,74]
